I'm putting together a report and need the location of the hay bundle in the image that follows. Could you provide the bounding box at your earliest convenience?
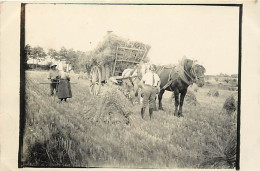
[223,94,238,114]
[86,33,151,74]
[224,133,237,168]
[207,89,219,97]
[185,91,199,106]
[98,85,133,125]
[200,129,237,169]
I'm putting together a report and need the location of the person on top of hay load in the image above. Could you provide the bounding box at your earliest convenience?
[48,64,59,96]
[57,66,72,103]
[140,64,161,120]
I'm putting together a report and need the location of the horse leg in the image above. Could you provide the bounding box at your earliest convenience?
[174,89,180,116]
[158,89,165,110]
[178,89,187,117]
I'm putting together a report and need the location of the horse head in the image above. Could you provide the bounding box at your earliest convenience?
[184,59,206,87]
[191,63,206,87]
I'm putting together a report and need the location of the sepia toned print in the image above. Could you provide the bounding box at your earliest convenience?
[19,3,241,169]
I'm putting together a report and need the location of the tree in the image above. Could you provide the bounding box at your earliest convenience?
[58,47,80,71]
[24,44,32,62]
[66,49,77,69]
[47,48,59,60]
[31,46,47,68]
[59,47,68,61]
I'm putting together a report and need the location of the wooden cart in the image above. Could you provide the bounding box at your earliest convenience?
[89,45,149,95]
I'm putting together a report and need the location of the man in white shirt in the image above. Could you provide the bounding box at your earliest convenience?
[140,64,161,120]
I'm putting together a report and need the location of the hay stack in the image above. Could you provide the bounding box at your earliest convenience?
[185,91,199,106]
[207,89,219,97]
[99,85,133,125]
[223,94,238,114]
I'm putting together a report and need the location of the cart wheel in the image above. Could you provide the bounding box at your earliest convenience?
[89,65,101,95]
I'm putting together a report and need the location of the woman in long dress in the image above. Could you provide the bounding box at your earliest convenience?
[57,69,72,102]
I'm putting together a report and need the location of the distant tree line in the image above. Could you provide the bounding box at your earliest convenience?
[24,44,92,72]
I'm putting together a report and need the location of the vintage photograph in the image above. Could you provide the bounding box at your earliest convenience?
[19,3,241,169]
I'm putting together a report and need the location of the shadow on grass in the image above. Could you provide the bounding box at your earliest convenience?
[23,132,83,167]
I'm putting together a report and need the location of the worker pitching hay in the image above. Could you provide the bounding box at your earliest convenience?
[207,89,219,97]
[223,93,238,115]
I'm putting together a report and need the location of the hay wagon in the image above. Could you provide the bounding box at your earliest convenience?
[89,45,149,95]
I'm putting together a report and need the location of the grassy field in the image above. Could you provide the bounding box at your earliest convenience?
[21,70,238,169]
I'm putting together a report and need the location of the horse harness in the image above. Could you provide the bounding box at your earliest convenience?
[159,61,201,91]
[161,66,178,91]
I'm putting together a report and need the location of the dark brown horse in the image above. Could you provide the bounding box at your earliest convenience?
[156,59,206,117]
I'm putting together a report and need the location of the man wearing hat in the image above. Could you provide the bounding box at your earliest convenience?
[140,64,161,120]
[48,64,59,96]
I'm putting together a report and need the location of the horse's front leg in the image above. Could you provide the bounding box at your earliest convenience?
[173,89,180,116]
[178,89,187,117]
[158,89,165,110]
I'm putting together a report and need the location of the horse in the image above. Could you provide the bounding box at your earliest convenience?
[121,62,150,103]
[156,59,206,117]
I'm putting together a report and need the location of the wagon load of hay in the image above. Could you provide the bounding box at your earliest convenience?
[185,91,199,106]
[207,89,219,97]
[223,93,238,114]
[86,33,151,73]
[98,85,133,125]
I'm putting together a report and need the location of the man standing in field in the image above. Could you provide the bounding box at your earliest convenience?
[140,64,161,120]
[48,64,59,96]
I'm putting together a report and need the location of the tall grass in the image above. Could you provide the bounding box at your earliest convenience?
[22,71,237,168]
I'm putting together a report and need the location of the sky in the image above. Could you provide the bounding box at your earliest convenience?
[25,4,240,75]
